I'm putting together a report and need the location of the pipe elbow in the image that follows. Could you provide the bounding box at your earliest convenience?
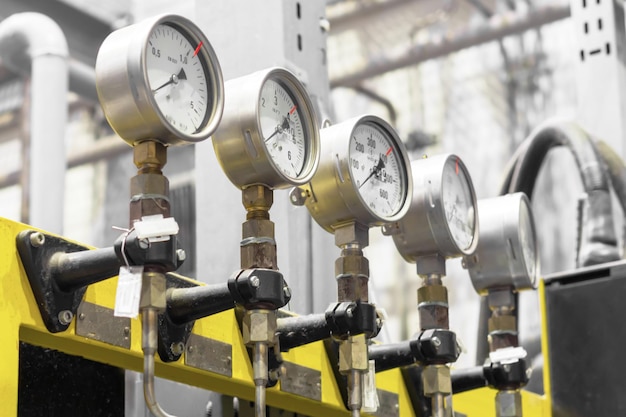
[0,12,69,75]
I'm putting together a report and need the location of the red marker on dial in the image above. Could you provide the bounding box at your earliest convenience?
[193,41,203,57]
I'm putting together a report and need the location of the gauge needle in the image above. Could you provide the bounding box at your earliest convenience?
[153,68,187,93]
[359,157,385,189]
[264,116,291,142]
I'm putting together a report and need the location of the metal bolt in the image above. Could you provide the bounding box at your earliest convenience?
[58,310,74,325]
[188,345,194,353]
[123,326,130,336]
[171,342,185,356]
[29,232,45,247]
[249,275,260,288]
[283,286,292,299]
[346,306,354,318]
[176,249,187,262]
[78,313,86,320]
[431,336,442,347]
[138,238,150,249]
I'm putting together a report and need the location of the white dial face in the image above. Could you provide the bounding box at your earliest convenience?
[349,122,407,218]
[442,158,476,251]
[146,24,209,135]
[259,79,308,180]
[519,200,537,284]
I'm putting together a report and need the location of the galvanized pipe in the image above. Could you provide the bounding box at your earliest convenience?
[166,282,235,325]
[0,12,68,234]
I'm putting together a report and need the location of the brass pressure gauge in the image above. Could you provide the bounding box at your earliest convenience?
[388,154,479,261]
[463,192,539,293]
[301,115,412,232]
[212,67,320,189]
[96,14,224,146]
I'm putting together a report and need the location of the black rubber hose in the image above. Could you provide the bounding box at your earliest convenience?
[52,246,121,292]
[166,282,235,325]
[477,120,621,365]
[368,341,415,373]
[276,314,330,351]
[451,366,487,394]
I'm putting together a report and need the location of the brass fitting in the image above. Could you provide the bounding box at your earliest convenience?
[422,364,452,396]
[335,252,369,302]
[242,309,277,346]
[134,140,167,172]
[488,315,517,333]
[417,284,448,305]
[139,271,167,311]
[338,333,368,373]
[242,185,273,220]
[496,390,523,417]
[241,218,276,269]
[334,221,369,248]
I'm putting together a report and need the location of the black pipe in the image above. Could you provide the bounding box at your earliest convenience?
[368,341,415,373]
[277,314,330,351]
[52,246,121,292]
[451,366,487,394]
[166,282,235,325]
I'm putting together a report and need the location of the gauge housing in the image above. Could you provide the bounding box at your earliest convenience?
[212,67,320,189]
[390,154,479,262]
[96,14,224,146]
[303,115,412,232]
[463,192,539,293]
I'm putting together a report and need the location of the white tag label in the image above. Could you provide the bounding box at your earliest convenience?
[362,360,379,413]
[489,346,527,364]
[114,266,144,318]
[134,215,179,242]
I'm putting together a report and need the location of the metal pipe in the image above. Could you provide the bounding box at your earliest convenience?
[451,366,487,394]
[0,12,68,234]
[330,5,570,88]
[142,308,177,417]
[51,246,120,292]
[347,369,362,417]
[368,341,414,373]
[166,282,235,325]
[253,341,268,417]
[431,393,445,417]
[277,313,330,351]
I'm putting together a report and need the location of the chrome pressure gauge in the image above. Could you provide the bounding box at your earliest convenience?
[96,14,224,146]
[463,193,539,293]
[212,67,320,189]
[301,115,412,232]
[387,154,479,263]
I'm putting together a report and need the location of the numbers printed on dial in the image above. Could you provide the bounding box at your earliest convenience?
[146,24,209,134]
[349,123,406,218]
[259,79,307,179]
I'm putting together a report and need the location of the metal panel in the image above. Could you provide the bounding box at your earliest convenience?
[185,333,233,377]
[571,0,626,158]
[280,361,322,401]
[76,300,131,349]
[543,260,626,417]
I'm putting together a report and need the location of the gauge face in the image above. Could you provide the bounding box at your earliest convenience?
[146,23,210,135]
[442,157,476,251]
[259,78,308,180]
[348,122,407,218]
[518,200,537,283]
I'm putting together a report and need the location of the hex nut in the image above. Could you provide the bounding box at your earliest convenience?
[422,365,452,396]
[242,185,273,211]
[338,333,368,372]
[335,253,369,277]
[496,390,522,417]
[139,272,167,310]
[488,315,517,333]
[242,310,277,345]
[130,173,169,196]
[134,140,167,169]
[334,222,369,247]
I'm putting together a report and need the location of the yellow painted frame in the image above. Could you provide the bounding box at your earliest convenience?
[0,217,551,416]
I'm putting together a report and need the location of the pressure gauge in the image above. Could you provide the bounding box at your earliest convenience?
[463,193,539,294]
[212,67,320,189]
[96,14,224,146]
[301,115,412,232]
[388,154,479,263]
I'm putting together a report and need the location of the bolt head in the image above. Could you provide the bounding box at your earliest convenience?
[58,310,74,326]
[29,232,45,247]
[176,249,187,262]
[283,286,292,299]
[249,275,260,288]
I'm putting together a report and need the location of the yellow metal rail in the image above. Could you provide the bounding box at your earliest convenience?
[0,218,549,416]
